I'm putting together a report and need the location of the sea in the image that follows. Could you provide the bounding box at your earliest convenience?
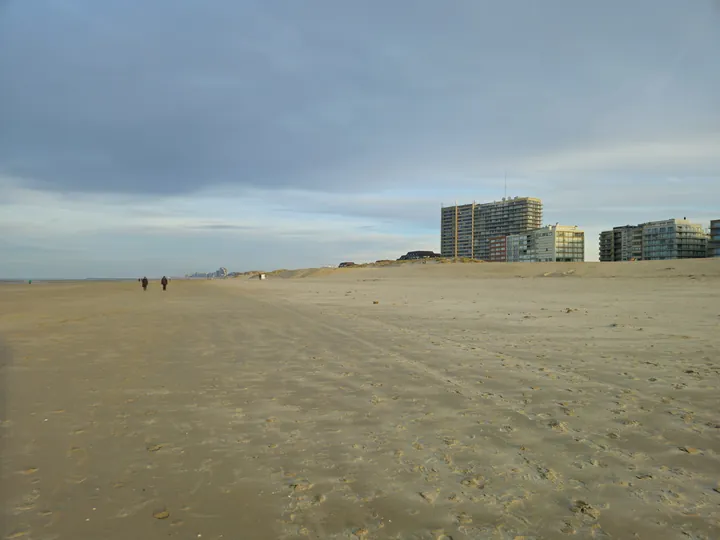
[0,278,184,284]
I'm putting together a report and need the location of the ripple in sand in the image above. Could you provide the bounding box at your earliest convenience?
[6,530,31,539]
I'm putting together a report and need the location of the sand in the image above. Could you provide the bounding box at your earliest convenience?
[1,259,719,539]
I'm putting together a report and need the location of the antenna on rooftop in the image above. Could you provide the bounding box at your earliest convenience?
[504,171,507,200]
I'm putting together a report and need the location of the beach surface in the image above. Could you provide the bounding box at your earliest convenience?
[1,259,719,539]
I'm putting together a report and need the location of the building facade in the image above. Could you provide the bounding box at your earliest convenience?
[440,203,475,258]
[642,219,707,260]
[506,225,585,263]
[441,197,543,260]
[474,197,543,260]
[709,219,720,258]
[599,230,614,261]
[616,225,643,261]
[600,218,708,261]
[599,225,643,262]
[488,235,508,262]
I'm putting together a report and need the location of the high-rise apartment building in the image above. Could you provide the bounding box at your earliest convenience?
[642,219,707,260]
[440,203,476,258]
[600,218,708,261]
[599,225,643,262]
[618,225,643,261]
[440,197,543,260]
[475,198,543,260]
[599,230,614,261]
[506,225,585,263]
[710,219,720,258]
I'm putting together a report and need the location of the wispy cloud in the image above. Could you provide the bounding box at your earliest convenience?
[519,136,720,176]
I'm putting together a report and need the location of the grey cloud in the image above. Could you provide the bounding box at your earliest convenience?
[1,1,718,196]
[271,193,441,229]
[189,223,259,231]
[263,173,720,232]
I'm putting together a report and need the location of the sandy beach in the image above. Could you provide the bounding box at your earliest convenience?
[1,259,719,539]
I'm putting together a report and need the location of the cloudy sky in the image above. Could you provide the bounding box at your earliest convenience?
[1,0,719,278]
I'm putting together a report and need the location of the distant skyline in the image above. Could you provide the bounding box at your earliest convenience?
[1,1,719,278]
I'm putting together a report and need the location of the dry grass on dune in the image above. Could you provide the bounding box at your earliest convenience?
[250,258,720,281]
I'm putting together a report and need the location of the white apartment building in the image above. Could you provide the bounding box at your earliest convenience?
[642,219,707,260]
[507,225,585,263]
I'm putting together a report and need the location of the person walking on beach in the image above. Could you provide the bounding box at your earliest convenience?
[161,276,168,291]
[141,276,149,291]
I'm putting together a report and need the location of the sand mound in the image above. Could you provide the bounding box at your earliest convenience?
[272,258,720,281]
[232,258,720,282]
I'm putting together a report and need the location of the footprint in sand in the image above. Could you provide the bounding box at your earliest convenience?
[549,420,569,433]
[290,480,314,492]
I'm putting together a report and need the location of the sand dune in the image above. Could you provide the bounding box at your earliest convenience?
[1,259,719,539]
[268,258,720,281]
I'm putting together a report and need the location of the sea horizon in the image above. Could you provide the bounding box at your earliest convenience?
[0,277,188,283]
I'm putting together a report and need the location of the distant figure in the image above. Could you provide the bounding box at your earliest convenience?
[161,276,168,291]
[141,276,149,291]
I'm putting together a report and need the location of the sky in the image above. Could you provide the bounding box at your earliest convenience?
[1,0,719,278]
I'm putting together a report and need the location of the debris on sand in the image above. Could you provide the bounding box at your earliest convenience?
[419,491,439,503]
[543,269,576,278]
[571,500,600,519]
[290,481,314,492]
